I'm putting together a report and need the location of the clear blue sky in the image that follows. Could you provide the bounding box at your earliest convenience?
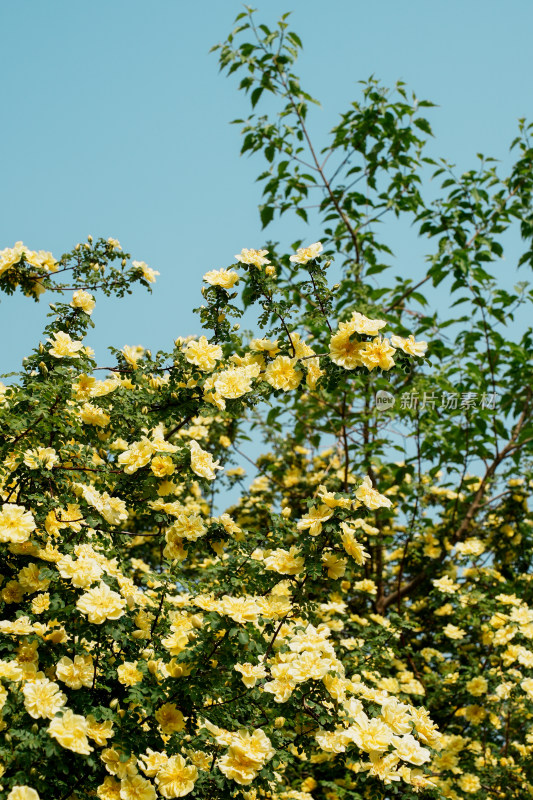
[2,0,532,372]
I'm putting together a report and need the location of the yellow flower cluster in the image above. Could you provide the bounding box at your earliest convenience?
[0,242,57,279]
[329,310,427,372]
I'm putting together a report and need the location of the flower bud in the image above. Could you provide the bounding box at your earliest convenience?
[274,717,285,729]
[122,259,127,267]
[87,234,93,242]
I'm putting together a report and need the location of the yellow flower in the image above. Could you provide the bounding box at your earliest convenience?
[0,504,36,544]
[22,678,66,719]
[390,334,427,357]
[96,777,121,800]
[290,332,323,388]
[263,662,297,703]
[118,438,155,474]
[189,441,222,480]
[217,729,275,785]
[354,476,393,510]
[57,553,103,588]
[316,486,352,509]
[466,676,488,696]
[133,260,159,283]
[56,655,94,689]
[187,751,211,771]
[168,513,206,542]
[117,661,143,686]
[155,702,185,734]
[17,245,58,277]
[380,698,412,736]
[7,788,40,800]
[17,562,50,593]
[264,546,305,575]
[163,535,187,562]
[151,455,175,477]
[138,749,169,777]
[250,337,279,355]
[432,575,460,594]
[458,774,481,793]
[264,355,302,391]
[31,592,50,614]
[76,582,126,624]
[234,248,270,268]
[350,311,387,336]
[339,523,370,565]
[234,662,268,688]
[297,505,333,537]
[392,733,431,765]
[23,447,58,470]
[288,651,334,682]
[102,748,138,779]
[48,331,85,359]
[214,367,254,399]
[0,241,26,276]
[122,344,144,368]
[47,709,93,754]
[87,715,115,745]
[119,775,156,800]
[350,715,394,753]
[359,337,396,371]
[79,402,111,427]
[322,552,347,579]
[443,624,466,640]
[329,330,364,369]
[289,241,323,264]
[203,268,240,288]
[71,289,96,315]
[219,595,260,625]
[156,754,198,798]
[184,336,222,372]
[314,728,351,753]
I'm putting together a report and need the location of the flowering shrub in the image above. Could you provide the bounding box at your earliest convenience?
[2,9,533,800]
[0,236,437,799]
